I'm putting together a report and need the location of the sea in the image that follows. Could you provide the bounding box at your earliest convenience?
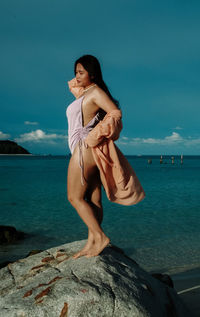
[0,154,200,274]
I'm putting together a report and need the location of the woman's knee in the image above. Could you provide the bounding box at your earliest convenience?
[67,192,84,208]
[90,197,102,209]
[68,193,76,207]
[91,185,102,208]
[85,186,101,207]
[67,192,74,205]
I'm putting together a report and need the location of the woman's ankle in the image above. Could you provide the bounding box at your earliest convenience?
[92,230,108,241]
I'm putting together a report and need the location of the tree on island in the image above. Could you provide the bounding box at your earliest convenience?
[0,140,30,154]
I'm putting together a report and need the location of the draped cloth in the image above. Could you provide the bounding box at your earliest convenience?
[85,110,146,206]
[68,77,85,99]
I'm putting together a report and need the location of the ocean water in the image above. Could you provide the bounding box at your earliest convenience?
[0,154,200,274]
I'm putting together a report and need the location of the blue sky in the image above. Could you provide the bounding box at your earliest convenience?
[0,0,200,155]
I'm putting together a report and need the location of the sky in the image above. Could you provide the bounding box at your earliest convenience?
[0,0,200,155]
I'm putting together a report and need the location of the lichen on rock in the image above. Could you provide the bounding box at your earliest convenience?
[0,239,193,316]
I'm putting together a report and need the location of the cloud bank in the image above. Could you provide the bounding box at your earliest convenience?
[14,129,67,144]
[0,131,11,139]
[24,121,39,125]
[118,132,200,146]
[1,129,199,154]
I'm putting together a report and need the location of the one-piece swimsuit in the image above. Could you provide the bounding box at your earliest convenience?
[66,95,102,184]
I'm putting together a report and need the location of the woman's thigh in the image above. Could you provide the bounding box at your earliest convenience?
[67,144,99,202]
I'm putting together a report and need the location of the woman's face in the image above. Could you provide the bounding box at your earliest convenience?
[75,63,92,87]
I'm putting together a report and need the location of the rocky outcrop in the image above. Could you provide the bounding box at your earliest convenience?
[0,225,25,244]
[0,226,27,269]
[0,240,193,317]
[0,140,30,154]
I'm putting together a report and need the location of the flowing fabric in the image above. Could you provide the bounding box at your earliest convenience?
[68,77,85,99]
[85,110,146,205]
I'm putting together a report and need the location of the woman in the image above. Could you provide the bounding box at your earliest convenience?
[66,54,145,259]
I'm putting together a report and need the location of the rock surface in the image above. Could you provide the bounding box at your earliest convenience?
[0,240,193,317]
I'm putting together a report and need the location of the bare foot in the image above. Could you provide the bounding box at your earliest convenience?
[72,236,94,259]
[85,233,110,258]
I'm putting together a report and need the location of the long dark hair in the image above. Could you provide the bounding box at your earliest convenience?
[74,54,120,109]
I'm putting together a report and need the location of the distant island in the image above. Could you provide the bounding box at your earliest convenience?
[0,140,30,154]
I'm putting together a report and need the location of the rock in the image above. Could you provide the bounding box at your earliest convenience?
[0,140,30,154]
[152,273,174,288]
[0,261,10,270]
[0,240,193,317]
[0,225,25,244]
[26,250,43,257]
[0,249,43,270]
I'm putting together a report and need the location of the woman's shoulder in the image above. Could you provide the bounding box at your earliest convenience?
[84,85,105,102]
[93,85,105,94]
[91,85,109,101]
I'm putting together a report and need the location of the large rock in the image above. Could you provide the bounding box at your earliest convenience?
[0,240,192,317]
[0,225,25,244]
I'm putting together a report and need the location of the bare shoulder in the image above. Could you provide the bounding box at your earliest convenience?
[92,85,109,99]
[91,85,118,113]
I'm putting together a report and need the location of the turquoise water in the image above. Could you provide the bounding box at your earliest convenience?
[0,155,200,273]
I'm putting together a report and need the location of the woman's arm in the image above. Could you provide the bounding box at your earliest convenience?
[92,86,118,113]
[85,109,122,148]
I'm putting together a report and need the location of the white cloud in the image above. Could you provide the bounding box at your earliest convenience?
[164,132,183,142]
[185,138,200,145]
[0,131,10,140]
[174,126,183,130]
[143,137,160,144]
[24,121,39,125]
[14,129,67,144]
[117,132,200,147]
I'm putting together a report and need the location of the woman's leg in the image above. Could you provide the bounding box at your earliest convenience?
[85,169,103,225]
[72,171,103,259]
[67,145,110,258]
[76,171,103,258]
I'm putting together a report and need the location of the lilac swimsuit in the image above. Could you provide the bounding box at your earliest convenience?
[66,95,101,184]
